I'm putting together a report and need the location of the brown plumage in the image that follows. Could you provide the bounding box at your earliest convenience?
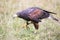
[13,7,59,30]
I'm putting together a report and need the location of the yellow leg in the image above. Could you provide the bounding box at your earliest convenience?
[22,21,29,30]
[22,23,27,29]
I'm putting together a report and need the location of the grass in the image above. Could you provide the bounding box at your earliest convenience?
[0,0,60,40]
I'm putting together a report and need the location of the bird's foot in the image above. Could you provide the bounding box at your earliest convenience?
[34,30,38,34]
[22,26,30,30]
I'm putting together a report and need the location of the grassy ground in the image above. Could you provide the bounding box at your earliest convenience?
[0,0,60,40]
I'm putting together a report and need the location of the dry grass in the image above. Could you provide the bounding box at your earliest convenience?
[0,0,60,40]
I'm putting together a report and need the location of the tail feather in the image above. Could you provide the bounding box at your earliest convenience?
[52,17,59,21]
[43,10,56,14]
[49,15,59,22]
[49,15,60,24]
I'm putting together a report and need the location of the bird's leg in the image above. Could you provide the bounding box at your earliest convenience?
[33,22,39,29]
[32,22,39,33]
[23,21,30,30]
[22,21,30,30]
[26,21,30,29]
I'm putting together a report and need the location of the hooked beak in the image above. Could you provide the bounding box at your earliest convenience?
[13,14,18,19]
